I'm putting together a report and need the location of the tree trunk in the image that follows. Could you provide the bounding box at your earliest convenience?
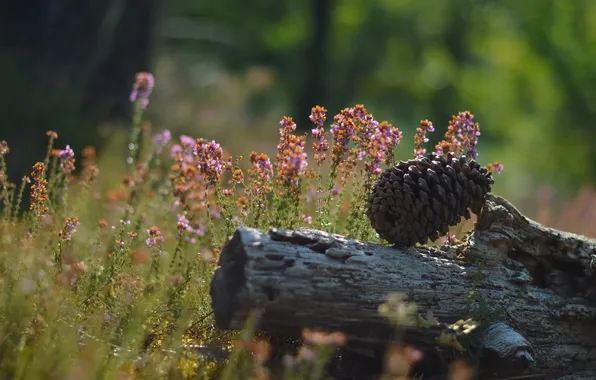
[0,0,162,189]
[210,194,596,377]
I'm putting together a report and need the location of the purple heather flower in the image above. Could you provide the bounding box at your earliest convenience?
[57,145,76,174]
[279,117,297,132]
[277,117,297,159]
[59,217,80,241]
[129,72,155,109]
[301,214,313,225]
[180,135,195,147]
[176,214,205,243]
[287,153,308,171]
[177,215,191,231]
[487,161,504,174]
[254,157,273,181]
[276,117,309,189]
[436,111,480,158]
[170,144,183,158]
[362,121,402,175]
[249,152,274,196]
[414,120,435,159]
[193,138,228,185]
[309,106,327,127]
[146,226,164,248]
[329,109,359,166]
[58,145,74,160]
[208,206,221,219]
[151,129,171,149]
[469,148,478,159]
[455,111,481,159]
[310,124,329,165]
[191,225,205,237]
[331,119,355,149]
[278,136,308,188]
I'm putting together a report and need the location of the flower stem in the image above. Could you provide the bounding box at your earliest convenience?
[128,101,145,173]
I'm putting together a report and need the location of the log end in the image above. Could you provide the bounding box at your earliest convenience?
[210,229,249,329]
[473,322,535,375]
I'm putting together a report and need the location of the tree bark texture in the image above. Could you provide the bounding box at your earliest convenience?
[210,194,596,376]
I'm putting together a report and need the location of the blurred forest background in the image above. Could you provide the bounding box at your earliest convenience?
[1,0,595,221]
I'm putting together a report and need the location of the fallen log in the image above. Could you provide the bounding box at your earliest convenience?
[210,194,596,377]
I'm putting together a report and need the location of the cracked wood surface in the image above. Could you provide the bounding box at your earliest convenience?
[210,194,596,375]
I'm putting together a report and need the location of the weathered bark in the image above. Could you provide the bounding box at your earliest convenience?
[210,194,596,376]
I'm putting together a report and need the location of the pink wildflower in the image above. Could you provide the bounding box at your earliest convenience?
[130,72,155,109]
[59,217,80,241]
[58,145,76,175]
[414,120,435,158]
[146,226,164,249]
[193,138,230,185]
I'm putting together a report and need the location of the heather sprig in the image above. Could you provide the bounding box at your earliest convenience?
[130,72,155,110]
[308,106,331,230]
[169,214,193,276]
[343,108,403,238]
[364,120,402,176]
[152,129,172,152]
[273,117,309,228]
[128,72,155,172]
[329,108,357,175]
[314,107,359,229]
[435,111,481,159]
[29,162,49,220]
[59,216,80,242]
[55,216,80,267]
[58,145,76,176]
[310,106,329,165]
[191,137,235,245]
[147,225,165,280]
[430,111,503,176]
[486,161,504,174]
[51,144,77,210]
[277,133,308,191]
[146,225,165,250]
[0,140,13,218]
[414,119,435,158]
[325,105,403,231]
[193,138,231,186]
[246,152,274,228]
[275,117,308,192]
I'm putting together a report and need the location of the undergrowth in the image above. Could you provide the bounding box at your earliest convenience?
[0,71,534,380]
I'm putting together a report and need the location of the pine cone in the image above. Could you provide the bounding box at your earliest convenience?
[367,153,494,246]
